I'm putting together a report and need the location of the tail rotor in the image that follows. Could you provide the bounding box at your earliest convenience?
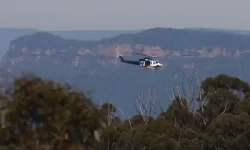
[113,46,124,67]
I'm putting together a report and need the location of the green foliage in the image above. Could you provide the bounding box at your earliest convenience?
[0,73,107,149]
[234,98,250,114]
[0,73,250,149]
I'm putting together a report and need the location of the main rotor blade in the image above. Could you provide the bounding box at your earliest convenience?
[133,52,152,58]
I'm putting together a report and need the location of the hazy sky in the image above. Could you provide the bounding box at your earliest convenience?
[0,0,250,30]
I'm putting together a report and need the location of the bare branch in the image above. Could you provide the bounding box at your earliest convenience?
[192,112,207,125]
[134,88,160,125]
[219,101,230,116]
[118,108,133,129]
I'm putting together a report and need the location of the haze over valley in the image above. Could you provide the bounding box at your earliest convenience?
[0,27,250,116]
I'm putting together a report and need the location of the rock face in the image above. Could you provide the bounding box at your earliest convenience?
[1,28,250,74]
[1,27,250,116]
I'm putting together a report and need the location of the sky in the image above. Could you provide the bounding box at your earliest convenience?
[0,0,250,30]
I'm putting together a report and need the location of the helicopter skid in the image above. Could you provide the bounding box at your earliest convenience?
[142,66,161,70]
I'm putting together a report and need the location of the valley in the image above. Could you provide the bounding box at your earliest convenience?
[0,27,250,117]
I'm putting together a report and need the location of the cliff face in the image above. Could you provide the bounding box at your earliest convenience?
[2,28,250,62]
[2,28,250,75]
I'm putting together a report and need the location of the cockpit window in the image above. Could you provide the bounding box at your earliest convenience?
[155,61,158,63]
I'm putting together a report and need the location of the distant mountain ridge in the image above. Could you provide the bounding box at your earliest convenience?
[99,27,250,51]
[2,26,250,56]
[0,27,141,57]
[8,27,250,54]
[187,27,250,35]
[49,29,141,41]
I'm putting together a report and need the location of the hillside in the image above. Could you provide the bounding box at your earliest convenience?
[187,27,250,35]
[99,27,250,51]
[1,27,250,116]
[0,27,140,57]
[9,31,95,51]
[0,28,37,56]
[9,27,250,54]
[2,27,250,57]
[6,27,250,59]
[49,29,141,41]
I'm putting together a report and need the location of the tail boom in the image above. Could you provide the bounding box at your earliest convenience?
[119,56,125,62]
[118,55,140,65]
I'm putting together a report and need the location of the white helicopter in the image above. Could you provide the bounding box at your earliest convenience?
[117,51,163,70]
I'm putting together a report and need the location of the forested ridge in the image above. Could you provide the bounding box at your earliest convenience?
[0,72,250,149]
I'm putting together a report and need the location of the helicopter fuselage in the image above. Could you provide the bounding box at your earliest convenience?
[139,59,163,68]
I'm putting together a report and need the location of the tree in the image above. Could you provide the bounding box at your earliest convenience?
[3,73,107,149]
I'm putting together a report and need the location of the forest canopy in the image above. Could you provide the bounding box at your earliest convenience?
[0,73,250,149]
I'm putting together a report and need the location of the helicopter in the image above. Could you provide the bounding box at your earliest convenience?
[118,52,163,70]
